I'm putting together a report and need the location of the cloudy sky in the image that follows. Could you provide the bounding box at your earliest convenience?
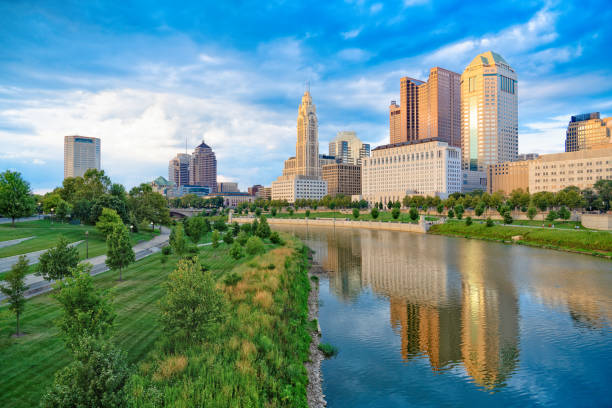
[1,0,611,193]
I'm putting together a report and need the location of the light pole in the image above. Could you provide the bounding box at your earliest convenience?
[150,222,154,232]
[50,208,54,225]
[130,225,134,235]
[85,230,89,258]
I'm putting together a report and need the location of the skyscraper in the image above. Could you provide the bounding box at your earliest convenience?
[399,77,424,143]
[418,67,461,147]
[328,131,370,165]
[565,112,612,152]
[389,101,402,144]
[295,91,320,177]
[168,153,191,187]
[461,51,518,171]
[64,135,101,179]
[189,140,217,193]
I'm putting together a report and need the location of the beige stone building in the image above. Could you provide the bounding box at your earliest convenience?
[389,101,401,144]
[64,135,101,179]
[461,51,518,171]
[361,139,462,205]
[189,140,217,193]
[529,147,612,193]
[271,175,327,202]
[322,163,361,197]
[487,161,529,194]
[218,182,239,193]
[565,112,612,152]
[256,187,272,200]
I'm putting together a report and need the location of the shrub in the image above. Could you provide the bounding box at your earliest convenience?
[187,245,199,254]
[211,230,220,248]
[503,211,513,224]
[465,216,473,226]
[271,207,277,216]
[559,206,571,220]
[454,204,464,220]
[240,223,251,234]
[318,343,338,358]
[223,233,233,245]
[232,222,240,236]
[213,219,227,231]
[269,231,282,244]
[256,216,271,238]
[236,231,249,245]
[436,203,444,214]
[447,209,455,218]
[229,242,243,260]
[223,272,242,286]
[352,208,359,220]
[546,210,558,222]
[486,217,494,227]
[370,207,379,219]
[245,236,265,255]
[288,208,294,216]
[527,206,537,220]
[391,207,400,219]
[409,207,419,221]
[162,246,172,256]
[266,263,275,270]
[255,208,262,216]
[305,209,310,218]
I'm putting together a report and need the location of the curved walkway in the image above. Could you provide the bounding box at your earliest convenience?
[0,241,83,273]
[1,226,170,301]
[0,236,34,249]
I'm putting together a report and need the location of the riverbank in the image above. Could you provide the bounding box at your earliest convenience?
[234,216,429,233]
[306,258,326,408]
[429,221,612,258]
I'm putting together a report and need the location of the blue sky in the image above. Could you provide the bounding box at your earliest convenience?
[1,0,611,192]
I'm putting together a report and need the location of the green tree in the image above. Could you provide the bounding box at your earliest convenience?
[370,207,379,219]
[409,207,419,221]
[231,221,240,236]
[558,206,571,220]
[486,217,494,227]
[170,224,187,256]
[184,216,206,244]
[269,231,282,244]
[256,216,271,238]
[0,170,36,227]
[271,207,277,216]
[89,195,129,225]
[305,209,311,218]
[474,203,485,217]
[352,208,359,220]
[546,210,558,222]
[53,264,115,350]
[105,224,135,281]
[0,255,29,336]
[391,207,400,219]
[54,199,72,222]
[447,209,455,218]
[159,257,227,342]
[527,206,537,220]
[40,336,129,408]
[503,211,513,224]
[465,216,473,226]
[37,236,80,281]
[223,232,233,245]
[236,231,249,246]
[454,204,465,220]
[95,207,123,237]
[211,230,220,248]
[213,218,227,231]
[229,242,243,260]
[245,236,265,255]
[436,203,444,214]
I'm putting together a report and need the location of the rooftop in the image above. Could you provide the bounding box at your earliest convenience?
[372,137,446,151]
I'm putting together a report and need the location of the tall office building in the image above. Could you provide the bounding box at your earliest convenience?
[322,163,362,197]
[168,153,191,187]
[189,140,217,193]
[295,91,320,177]
[218,182,239,193]
[399,77,424,143]
[328,131,370,165]
[461,51,518,171]
[389,101,402,144]
[565,112,612,152]
[64,135,101,179]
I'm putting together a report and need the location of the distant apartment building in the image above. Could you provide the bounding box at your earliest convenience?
[529,147,612,193]
[248,184,264,196]
[64,135,101,179]
[319,154,337,167]
[256,187,272,200]
[206,192,254,208]
[168,153,191,187]
[328,131,371,165]
[271,175,327,202]
[565,112,612,152]
[517,153,539,161]
[322,163,361,196]
[487,161,529,194]
[361,139,462,205]
[461,51,518,171]
[390,68,461,147]
[189,140,217,193]
[218,182,239,193]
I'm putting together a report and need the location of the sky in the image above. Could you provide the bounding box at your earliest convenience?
[1,0,611,193]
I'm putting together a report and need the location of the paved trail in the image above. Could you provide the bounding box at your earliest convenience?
[0,241,83,273]
[0,236,34,249]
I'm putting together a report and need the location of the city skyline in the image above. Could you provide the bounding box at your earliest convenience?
[1,1,611,193]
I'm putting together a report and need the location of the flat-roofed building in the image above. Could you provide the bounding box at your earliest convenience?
[256,187,272,200]
[565,112,612,152]
[207,192,254,208]
[328,131,371,165]
[248,184,264,196]
[529,147,612,193]
[168,153,191,187]
[64,135,101,179]
[218,182,239,193]
[271,175,327,203]
[389,101,401,144]
[361,138,462,205]
[322,163,361,196]
[487,161,529,194]
[517,153,539,161]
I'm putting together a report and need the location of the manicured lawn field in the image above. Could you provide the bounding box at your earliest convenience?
[429,221,612,257]
[0,241,253,408]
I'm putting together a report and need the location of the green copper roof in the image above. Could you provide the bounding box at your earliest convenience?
[468,51,509,67]
[153,176,173,186]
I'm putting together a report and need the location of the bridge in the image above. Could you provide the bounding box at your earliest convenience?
[168,208,203,218]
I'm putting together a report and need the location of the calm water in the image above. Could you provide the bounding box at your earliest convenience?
[275,225,612,407]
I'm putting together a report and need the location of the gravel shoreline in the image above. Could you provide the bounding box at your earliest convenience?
[306,262,327,408]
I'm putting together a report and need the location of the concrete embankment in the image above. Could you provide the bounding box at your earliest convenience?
[234,216,430,234]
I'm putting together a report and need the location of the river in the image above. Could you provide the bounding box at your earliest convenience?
[274,225,612,407]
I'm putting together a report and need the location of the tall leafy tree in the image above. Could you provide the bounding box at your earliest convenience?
[0,170,36,227]
[96,207,123,237]
[0,255,29,336]
[184,216,206,244]
[105,224,135,281]
[170,223,187,256]
[37,236,80,281]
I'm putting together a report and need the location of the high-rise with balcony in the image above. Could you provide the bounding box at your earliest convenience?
[168,153,191,187]
[460,51,518,171]
[64,135,101,179]
[565,112,612,152]
[189,140,217,193]
[328,131,370,165]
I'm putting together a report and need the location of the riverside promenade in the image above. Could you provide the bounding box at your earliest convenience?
[233,216,432,233]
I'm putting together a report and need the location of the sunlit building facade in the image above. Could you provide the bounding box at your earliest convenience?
[565,112,612,152]
[189,140,217,193]
[328,131,370,165]
[168,153,191,187]
[64,135,101,179]
[322,163,361,197]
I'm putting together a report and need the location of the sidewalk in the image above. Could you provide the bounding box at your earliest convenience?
[0,215,44,224]
[0,241,83,273]
[1,226,170,301]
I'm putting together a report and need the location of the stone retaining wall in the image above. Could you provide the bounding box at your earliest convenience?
[581,214,612,231]
[234,216,429,233]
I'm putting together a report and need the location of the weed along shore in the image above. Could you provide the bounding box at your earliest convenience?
[306,257,327,408]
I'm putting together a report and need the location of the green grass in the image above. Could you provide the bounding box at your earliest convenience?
[0,219,157,259]
[269,210,420,224]
[0,238,258,408]
[318,342,338,358]
[429,221,612,257]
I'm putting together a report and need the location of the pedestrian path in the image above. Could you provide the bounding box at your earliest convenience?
[0,236,34,249]
[0,241,83,273]
[0,215,44,224]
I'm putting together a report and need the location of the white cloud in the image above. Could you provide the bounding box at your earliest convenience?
[337,48,372,62]
[342,28,362,39]
[369,3,383,14]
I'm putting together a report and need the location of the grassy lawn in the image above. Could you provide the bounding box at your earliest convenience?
[0,219,158,259]
[429,221,612,257]
[0,238,285,408]
[268,210,420,223]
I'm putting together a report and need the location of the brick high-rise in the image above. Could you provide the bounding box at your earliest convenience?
[189,140,217,193]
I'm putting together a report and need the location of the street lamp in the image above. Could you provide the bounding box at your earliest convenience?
[85,230,89,258]
[50,208,54,225]
[130,225,134,234]
[150,222,154,232]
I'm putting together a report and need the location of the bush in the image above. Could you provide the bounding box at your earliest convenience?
[370,207,379,219]
[223,272,242,286]
[409,207,419,221]
[352,208,359,219]
[527,206,537,220]
[454,204,464,220]
[211,230,220,248]
[240,223,252,234]
[559,206,571,220]
[213,219,227,231]
[162,246,172,256]
[256,216,271,238]
[288,208,294,215]
[271,207,277,216]
[232,222,240,236]
[447,209,455,218]
[503,211,513,224]
[229,242,243,260]
[236,231,249,245]
[245,236,265,255]
[223,233,233,245]
[318,343,338,358]
[546,210,558,222]
[269,231,282,244]
[486,217,494,227]
[465,216,473,226]
[255,208,262,216]
[391,207,400,219]
[187,245,199,254]
[436,203,444,214]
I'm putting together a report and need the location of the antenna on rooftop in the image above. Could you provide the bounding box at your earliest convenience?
[185,135,187,154]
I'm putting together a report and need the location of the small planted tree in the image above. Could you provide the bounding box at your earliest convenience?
[0,170,36,227]
[159,257,227,343]
[409,207,419,221]
[232,222,240,236]
[486,217,494,227]
[211,230,220,248]
[436,203,444,215]
[37,236,80,281]
[256,216,271,238]
[546,210,558,222]
[503,211,513,224]
[170,223,187,256]
[465,216,473,226]
[269,231,282,244]
[352,208,359,220]
[454,204,464,220]
[527,206,537,220]
[236,231,249,246]
[223,232,233,245]
[105,224,135,281]
[229,242,243,260]
[370,207,379,219]
[447,209,455,218]
[96,208,123,238]
[391,207,400,219]
[1,255,29,336]
[305,209,311,218]
[271,207,277,216]
[184,216,206,244]
[558,206,571,220]
[245,236,265,255]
